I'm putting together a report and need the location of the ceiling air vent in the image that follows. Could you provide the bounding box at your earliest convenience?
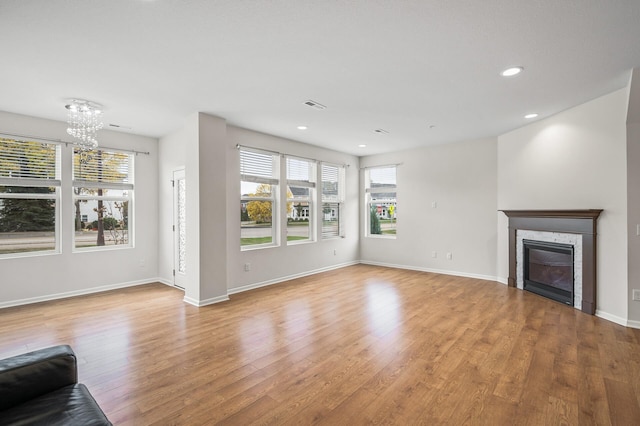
[109,123,132,130]
[303,100,327,110]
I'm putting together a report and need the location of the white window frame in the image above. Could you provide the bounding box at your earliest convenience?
[72,148,134,251]
[365,165,397,239]
[240,148,280,250]
[0,137,61,258]
[321,163,345,239]
[286,156,316,245]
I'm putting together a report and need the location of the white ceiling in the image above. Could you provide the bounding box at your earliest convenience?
[1,0,639,156]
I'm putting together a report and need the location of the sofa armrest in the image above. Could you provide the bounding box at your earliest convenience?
[0,345,78,411]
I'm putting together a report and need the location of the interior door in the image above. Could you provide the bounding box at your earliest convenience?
[173,169,186,289]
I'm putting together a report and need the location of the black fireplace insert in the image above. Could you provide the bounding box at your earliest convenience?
[523,239,574,305]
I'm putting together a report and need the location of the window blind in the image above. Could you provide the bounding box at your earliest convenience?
[73,149,133,189]
[321,163,343,202]
[240,149,278,185]
[286,157,315,188]
[368,166,396,191]
[367,166,397,200]
[0,138,59,186]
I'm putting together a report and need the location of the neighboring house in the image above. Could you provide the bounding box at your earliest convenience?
[77,201,126,227]
[371,200,397,219]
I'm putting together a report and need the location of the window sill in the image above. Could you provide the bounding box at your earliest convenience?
[321,235,345,241]
[0,249,60,260]
[241,243,279,251]
[73,244,133,254]
[366,234,397,240]
[287,239,315,246]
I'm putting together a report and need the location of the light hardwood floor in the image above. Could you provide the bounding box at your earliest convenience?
[1,264,640,425]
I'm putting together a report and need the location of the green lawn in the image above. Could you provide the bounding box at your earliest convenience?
[241,237,272,246]
[241,235,308,246]
[0,247,54,255]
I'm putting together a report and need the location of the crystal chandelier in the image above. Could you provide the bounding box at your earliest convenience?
[65,99,104,151]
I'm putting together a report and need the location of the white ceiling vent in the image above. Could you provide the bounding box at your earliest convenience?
[109,123,132,130]
[303,100,327,110]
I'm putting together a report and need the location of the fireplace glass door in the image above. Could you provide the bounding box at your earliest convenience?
[523,240,574,305]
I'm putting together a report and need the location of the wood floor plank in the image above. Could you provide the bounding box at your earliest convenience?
[603,377,640,425]
[545,395,578,426]
[1,264,639,424]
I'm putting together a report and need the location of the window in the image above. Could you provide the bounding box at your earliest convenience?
[365,165,396,237]
[286,156,315,244]
[73,149,134,250]
[0,137,60,256]
[321,163,345,239]
[240,148,279,249]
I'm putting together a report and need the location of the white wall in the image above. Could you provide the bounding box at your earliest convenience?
[0,111,159,307]
[157,119,360,301]
[359,137,498,280]
[627,68,640,326]
[497,89,629,323]
[194,114,228,303]
[226,126,360,292]
[4,91,635,326]
[628,121,640,326]
[157,118,189,285]
[158,113,230,305]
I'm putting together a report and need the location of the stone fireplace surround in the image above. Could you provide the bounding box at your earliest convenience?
[501,210,602,315]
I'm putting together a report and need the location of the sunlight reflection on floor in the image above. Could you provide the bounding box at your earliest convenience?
[366,280,401,337]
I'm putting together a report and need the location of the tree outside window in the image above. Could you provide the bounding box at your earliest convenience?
[0,138,59,256]
[73,149,133,249]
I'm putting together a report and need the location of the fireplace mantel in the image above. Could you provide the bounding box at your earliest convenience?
[500,209,603,314]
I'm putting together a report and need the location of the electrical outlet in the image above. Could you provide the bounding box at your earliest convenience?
[446,252,452,260]
[139,258,145,267]
[633,289,640,301]
[431,251,437,258]
[431,201,437,208]
[333,249,337,256]
[244,263,251,272]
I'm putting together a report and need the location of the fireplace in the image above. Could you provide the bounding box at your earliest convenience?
[500,210,602,315]
[523,240,574,305]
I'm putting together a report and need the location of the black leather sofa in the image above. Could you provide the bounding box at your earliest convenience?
[0,345,111,425]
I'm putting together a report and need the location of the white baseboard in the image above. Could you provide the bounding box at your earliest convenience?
[183,294,230,307]
[595,310,628,327]
[496,276,509,285]
[359,262,640,329]
[157,277,175,287]
[228,261,359,295]
[627,319,640,329]
[358,260,500,283]
[0,277,162,309]
[7,266,638,330]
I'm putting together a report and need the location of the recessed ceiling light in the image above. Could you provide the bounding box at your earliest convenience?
[524,113,538,119]
[297,125,308,130]
[501,66,524,77]
[358,144,367,148]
